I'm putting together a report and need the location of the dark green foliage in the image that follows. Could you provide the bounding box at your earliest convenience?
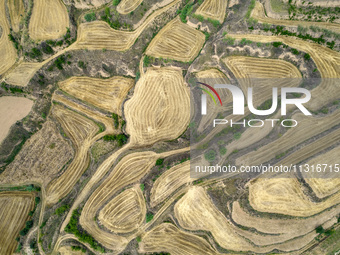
[103,135,116,141]
[20,220,34,236]
[272,41,283,47]
[116,134,128,146]
[65,210,106,252]
[136,236,142,242]
[35,197,40,204]
[55,204,70,216]
[304,53,311,60]
[30,48,42,59]
[143,55,150,67]
[54,55,66,70]
[204,149,216,162]
[78,61,86,69]
[113,0,120,6]
[316,225,324,234]
[156,158,164,166]
[291,48,299,55]
[112,113,119,129]
[140,183,145,191]
[8,33,19,50]
[203,31,210,41]
[41,43,54,54]
[146,212,154,222]
[84,12,96,22]
[178,2,194,23]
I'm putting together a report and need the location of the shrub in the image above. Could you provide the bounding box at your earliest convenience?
[304,53,311,60]
[146,213,154,223]
[219,147,227,155]
[113,0,120,6]
[140,183,145,191]
[315,225,324,234]
[204,149,216,162]
[55,204,70,216]
[116,134,128,146]
[234,132,241,140]
[291,48,299,55]
[84,12,96,22]
[156,158,164,166]
[112,113,119,128]
[272,41,283,47]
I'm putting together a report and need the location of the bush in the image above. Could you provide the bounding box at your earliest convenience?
[272,41,283,47]
[156,158,164,166]
[204,149,216,162]
[224,36,235,45]
[140,183,145,191]
[291,48,299,55]
[41,43,54,54]
[146,213,154,223]
[55,204,70,216]
[304,53,311,60]
[136,236,142,242]
[113,0,120,6]
[112,113,119,128]
[84,12,96,22]
[315,225,324,234]
[219,147,227,155]
[116,134,128,146]
[233,132,241,140]
[207,18,220,28]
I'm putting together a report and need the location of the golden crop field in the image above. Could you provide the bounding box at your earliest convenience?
[117,0,143,14]
[29,0,69,40]
[251,1,340,34]
[223,56,301,107]
[150,160,193,207]
[79,151,158,251]
[0,121,74,186]
[145,17,205,62]
[0,192,35,255]
[139,223,219,255]
[98,185,146,233]
[125,67,190,146]
[3,62,45,87]
[59,76,134,114]
[0,0,17,75]
[7,0,24,32]
[46,104,99,205]
[195,0,228,23]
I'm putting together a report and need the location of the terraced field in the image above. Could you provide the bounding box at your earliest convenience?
[0,192,35,255]
[117,0,143,14]
[145,17,206,62]
[59,76,134,114]
[125,67,190,146]
[7,0,24,32]
[195,0,228,23]
[29,0,69,40]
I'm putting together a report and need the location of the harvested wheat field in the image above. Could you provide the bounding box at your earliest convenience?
[145,17,205,62]
[7,0,24,32]
[59,76,134,114]
[29,0,69,40]
[303,146,340,198]
[249,177,340,217]
[62,0,110,9]
[195,0,228,23]
[174,186,254,252]
[79,151,158,251]
[75,0,180,51]
[98,185,146,233]
[58,246,84,255]
[0,0,17,75]
[117,0,143,14]
[46,104,99,205]
[150,160,194,207]
[139,223,219,255]
[125,67,190,146]
[232,201,340,237]
[0,192,35,255]
[252,1,340,33]
[3,62,44,87]
[0,96,33,145]
[0,121,74,186]
[195,68,232,132]
[236,109,340,166]
[227,34,340,111]
[223,56,301,107]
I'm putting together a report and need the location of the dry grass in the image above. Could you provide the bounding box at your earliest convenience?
[249,177,340,217]
[145,17,205,62]
[98,185,146,233]
[252,1,340,34]
[223,56,301,107]
[174,186,254,252]
[74,0,180,51]
[150,160,193,207]
[236,109,340,167]
[46,104,99,205]
[227,34,340,111]
[0,121,74,186]
[124,67,190,146]
[62,0,110,9]
[117,0,143,14]
[0,0,17,75]
[303,146,340,198]
[195,0,228,23]
[139,223,219,255]
[58,246,84,255]
[7,0,24,32]
[4,62,43,87]
[59,76,134,114]
[0,96,33,145]
[29,0,69,40]
[0,192,35,255]
[79,151,158,251]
